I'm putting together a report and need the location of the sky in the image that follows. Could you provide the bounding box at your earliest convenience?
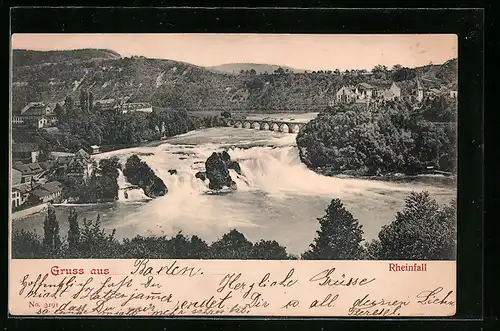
[11,34,457,71]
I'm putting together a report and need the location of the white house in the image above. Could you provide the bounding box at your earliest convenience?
[90,145,101,154]
[12,102,58,128]
[11,189,21,209]
[11,183,31,208]
[357,82,376,100]
[335,86,357,103]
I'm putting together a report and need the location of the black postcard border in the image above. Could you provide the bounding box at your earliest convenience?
[3,5,485,330]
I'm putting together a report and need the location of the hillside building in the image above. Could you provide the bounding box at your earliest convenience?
[11,183,32,209]
[12,162,45,184]
[334,81,401,104]
[356,82,376,100]
[56,149,93,181]
[11,168,22,186]
[12,143,40,163]
[335,86,357,103]
[121,102,153,114]
[381,82,401,101]
[94,98,119,111]
[90,145,100,154]
[29,181,63,204]
[12,102,58,129]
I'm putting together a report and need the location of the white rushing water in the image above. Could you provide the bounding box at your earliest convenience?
[17,126,455,255]
[116,169,151,202]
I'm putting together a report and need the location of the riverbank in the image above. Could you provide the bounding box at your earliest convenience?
[316,170,456,189]
[12,203,49,221]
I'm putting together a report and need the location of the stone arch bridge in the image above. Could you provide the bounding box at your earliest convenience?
[225,119,307,133]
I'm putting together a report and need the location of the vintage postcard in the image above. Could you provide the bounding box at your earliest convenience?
[9,33,457,317]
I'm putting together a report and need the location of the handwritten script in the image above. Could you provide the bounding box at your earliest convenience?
[10,259,456,316]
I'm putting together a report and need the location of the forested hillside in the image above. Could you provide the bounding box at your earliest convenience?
[12,49,121,67]
[11,49,457,113]
[209,63,304,74]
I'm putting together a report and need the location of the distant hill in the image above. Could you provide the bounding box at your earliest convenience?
[209,63,305,74]
[12,49,121,67]
[10,49,457,113]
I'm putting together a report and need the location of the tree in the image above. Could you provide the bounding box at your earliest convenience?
[67,207,80,250]
[64,95,74,117]
[373,64,388,72]
[42,205,61,254]
[12,230,44,259]
[372,64,388,79]
[88,91,94,112]
[54,102,64,119]
[79,214,119,258]
[302,199,365,260]
[189,235,210,258]
[169,232,191,258]
[79,90,88,112]
[251,240,289,259]
[392,64,403,71]
[274,67,286,76]
[377,191,456,260]
[210,229,253,259]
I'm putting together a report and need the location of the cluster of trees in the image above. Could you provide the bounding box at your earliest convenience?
[303,192,456,260]
[12,191,456,260]
[53,157,121,203]
[296,99,456,176]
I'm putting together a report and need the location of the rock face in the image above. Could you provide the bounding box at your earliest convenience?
[145,176,168,197]
[168,169,178,175]
[195,171,206,181]
[123,155,168,198]
[205,151,241,190]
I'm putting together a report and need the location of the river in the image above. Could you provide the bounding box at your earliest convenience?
[12,113,456,256]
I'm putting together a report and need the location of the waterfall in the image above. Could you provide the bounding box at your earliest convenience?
[117,168,151,202]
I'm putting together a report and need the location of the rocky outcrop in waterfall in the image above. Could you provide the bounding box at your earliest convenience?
[228,161,242,175]
[123,155,168,198]
[206,152,235,190]
[204,151,242,190]
[195,171,206,181]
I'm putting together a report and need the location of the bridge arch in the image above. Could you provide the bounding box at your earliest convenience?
[289,124,301,133]
[226,120,233,127]
[243,121,251,129]
[233,121,243,128]
[270,123,279,131]
[279,123,289,133]
[260,122,270,130]
[251,122,261,130]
